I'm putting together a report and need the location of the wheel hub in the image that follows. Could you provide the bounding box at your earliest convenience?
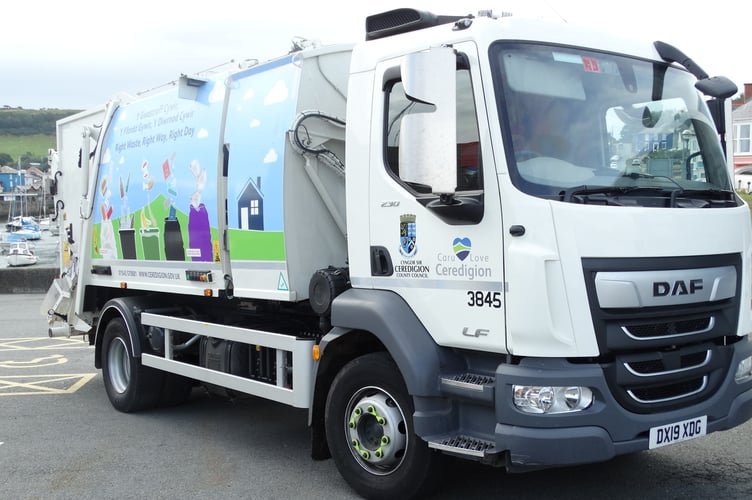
[347,390,407,472]
[108,337,131,394]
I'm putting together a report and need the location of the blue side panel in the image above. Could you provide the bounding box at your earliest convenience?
[94,79,225,263]
[225,56,302,234]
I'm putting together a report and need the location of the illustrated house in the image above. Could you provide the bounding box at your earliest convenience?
[238,176,264,230]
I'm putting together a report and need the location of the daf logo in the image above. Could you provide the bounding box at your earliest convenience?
[652,279,703,297]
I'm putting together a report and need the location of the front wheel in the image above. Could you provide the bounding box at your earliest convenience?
[101,317,162,412]
[325,353,444,500]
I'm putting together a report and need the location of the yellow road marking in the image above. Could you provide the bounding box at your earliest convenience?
[0,354,68,368]
[0,374,97,396]
[0,337,91,351]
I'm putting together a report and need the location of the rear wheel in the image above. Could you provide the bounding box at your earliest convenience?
[325,352,444,500]
[101,317,162,412]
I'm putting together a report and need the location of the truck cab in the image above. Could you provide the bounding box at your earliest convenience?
[337,4,752,479]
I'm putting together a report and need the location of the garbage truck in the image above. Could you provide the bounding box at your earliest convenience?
[43,8,752,499]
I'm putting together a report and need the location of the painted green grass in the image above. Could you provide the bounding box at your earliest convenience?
[227,228,286,261]
[92,195,217,261]
[91,194,285,262]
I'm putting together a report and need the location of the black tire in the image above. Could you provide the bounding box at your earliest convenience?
[325,352,445,500]
[101,317,163,412]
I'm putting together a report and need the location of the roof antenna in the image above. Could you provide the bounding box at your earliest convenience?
[542,0,567,23]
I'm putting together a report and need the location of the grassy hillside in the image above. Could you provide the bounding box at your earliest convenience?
[0,108,81,168]
[0,134,56,165]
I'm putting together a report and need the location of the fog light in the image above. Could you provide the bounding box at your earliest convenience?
[513,385,593,414]
[735,355,752,383]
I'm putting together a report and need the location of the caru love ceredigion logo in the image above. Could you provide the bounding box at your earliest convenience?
[453,237,471,261]
[435,237,492,281]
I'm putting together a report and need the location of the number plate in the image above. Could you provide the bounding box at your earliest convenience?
[648,415,707,449]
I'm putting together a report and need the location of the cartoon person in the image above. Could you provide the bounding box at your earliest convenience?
[98,163,118,259]
[118,172,137,259]
[187,159,213,261]
[139,160,161,260]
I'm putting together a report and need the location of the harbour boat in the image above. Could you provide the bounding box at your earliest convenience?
[6,215,35,232]
[13,227,42,240]
[6,216,42,240]
[7,240,38,267]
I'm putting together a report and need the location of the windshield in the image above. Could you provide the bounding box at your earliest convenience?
[491,43,736,207]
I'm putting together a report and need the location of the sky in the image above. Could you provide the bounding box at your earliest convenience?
[2,0,749,110]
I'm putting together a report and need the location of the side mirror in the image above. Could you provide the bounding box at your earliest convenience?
[695,76,737,100]
[399,46,457,194]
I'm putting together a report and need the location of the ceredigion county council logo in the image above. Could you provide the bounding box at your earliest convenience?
[399,214,417,257]
[453,237,471,261]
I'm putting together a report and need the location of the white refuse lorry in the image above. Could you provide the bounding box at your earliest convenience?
[43,8,752,499]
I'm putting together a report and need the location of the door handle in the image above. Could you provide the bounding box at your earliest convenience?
[370,246,393,276]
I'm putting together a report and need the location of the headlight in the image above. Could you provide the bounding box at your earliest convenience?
[735,355,752,383]
[513,385,593,414]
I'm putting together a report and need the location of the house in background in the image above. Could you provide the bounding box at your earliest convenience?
[0,166,25,193]
[732,83,752,175]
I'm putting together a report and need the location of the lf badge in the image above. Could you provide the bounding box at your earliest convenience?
[462,327,489,338]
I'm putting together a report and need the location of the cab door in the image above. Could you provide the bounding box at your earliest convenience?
[367,43,507,353]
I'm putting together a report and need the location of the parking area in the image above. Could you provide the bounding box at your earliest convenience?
[1,293,750,500]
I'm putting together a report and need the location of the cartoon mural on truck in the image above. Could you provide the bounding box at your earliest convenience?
[92,80,223,263]
[91,55,301,265]
[224,55,301,261]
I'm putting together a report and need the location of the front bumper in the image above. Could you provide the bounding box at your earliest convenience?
[494,342,752,469]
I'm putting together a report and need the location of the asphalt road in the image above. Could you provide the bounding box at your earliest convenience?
[1,293,751,500]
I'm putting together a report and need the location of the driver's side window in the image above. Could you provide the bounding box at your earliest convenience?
[385,67,482,194]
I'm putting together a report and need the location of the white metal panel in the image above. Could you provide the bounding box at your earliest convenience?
[141,313,315,408]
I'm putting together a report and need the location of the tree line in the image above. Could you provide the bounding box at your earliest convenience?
[0,108,81,170]
[0,108,81,135]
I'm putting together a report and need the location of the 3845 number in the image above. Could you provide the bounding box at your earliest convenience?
[467,291,502,308]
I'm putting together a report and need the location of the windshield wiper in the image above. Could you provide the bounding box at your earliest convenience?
[559,185,642,203]
[623,172,689,207]
[625,173,737,205]
[681,187,734,196]
[623,171,682,188]
[561,173,682,204]
[679,188,738,205]
[559,172,733,208]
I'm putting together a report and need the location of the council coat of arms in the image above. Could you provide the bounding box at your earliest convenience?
[399,214,417,257]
